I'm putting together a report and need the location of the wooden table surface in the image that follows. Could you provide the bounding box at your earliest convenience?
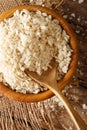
[0,0,87,130]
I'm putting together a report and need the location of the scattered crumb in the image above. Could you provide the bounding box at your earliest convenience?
[82,33,85,36]
[62,89,66,94]
[43,96,65,109]
[52,96,64,108]
[78,0,84,4]
[50,105,54,109]
[66,85,73,89]
[30,0,33,2]
[69,126,73,130]
[77,17,81,22]
[76,30,80,34]
[82,111,87,115]
[63,15,68,19]
[78,70,84,76]
[82,104,87,109]
[69,85,73,88]
[82,111,85,114]
[74,106,78,111]
[29,0,63,8]
[78,61,81,65]
[69,17,72,20]
[71,13,75,17]
[67,8,69,11]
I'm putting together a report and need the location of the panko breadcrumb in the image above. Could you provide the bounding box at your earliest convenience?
[0,9,72,94]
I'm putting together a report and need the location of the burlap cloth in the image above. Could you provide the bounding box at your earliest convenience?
[0,0,87,130]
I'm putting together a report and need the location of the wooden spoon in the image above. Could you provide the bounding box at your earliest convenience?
[25,60,87,130]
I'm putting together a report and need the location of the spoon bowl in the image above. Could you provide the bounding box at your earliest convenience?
[0,5,78,102]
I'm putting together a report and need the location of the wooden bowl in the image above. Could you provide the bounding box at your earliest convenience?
[0,5,78,102]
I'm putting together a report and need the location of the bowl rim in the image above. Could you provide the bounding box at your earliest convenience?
[0,5,78,102]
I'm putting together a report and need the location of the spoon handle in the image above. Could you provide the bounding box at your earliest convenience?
[47,82,87,130]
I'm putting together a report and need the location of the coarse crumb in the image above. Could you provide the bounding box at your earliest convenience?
[76,30,80,34]
[77,17,81,22]
[71,13,75,17]
[63,15,68,19]
[0,9,72,94]
[69,126,73,130]
[52,96,64,108]
[78,0,84,4]
[82,104,87,109]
